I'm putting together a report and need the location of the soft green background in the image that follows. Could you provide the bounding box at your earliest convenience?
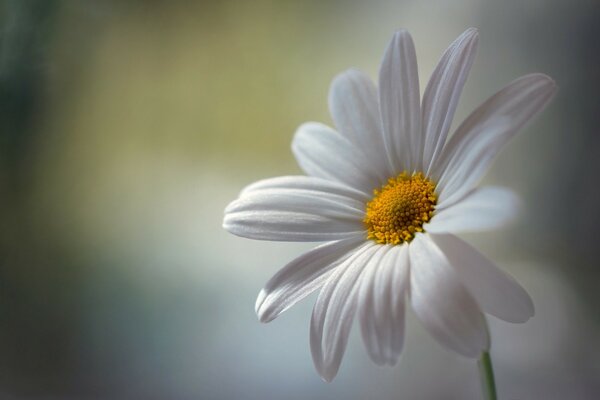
[1,0,598,398]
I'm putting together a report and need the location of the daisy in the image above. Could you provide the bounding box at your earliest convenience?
[223,28,556,383]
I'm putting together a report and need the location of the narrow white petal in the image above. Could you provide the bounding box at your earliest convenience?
[357,246,389,366]
[292,122,380,195]
[224,182,366,242]
[434,73,557,206]
[310,243,379,382]
[228,188,365,217]
[240,175,369,202]
[426,186,520,234]
[431,234,534,322]
[329,69,391,182]
[422,28,479,174]
[409,234,489,357]
[386,244,410,364]
[358,244,408,366]
[379,30,421,172]
[256,236,365,323]
[223,212,363,242]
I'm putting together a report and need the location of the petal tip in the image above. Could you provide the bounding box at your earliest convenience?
[256,309,274,324]
[515,314,533,324]
[319,369,337,383]
[526,72,558,93]
[391,29,412,41]
[331,68,364,84]
[221,213,237,231]
[543,74,557,87]
[328,69,363,105]
[448,27,479,48]
[223,199,239,215]
[544,75,559,95]
[465,27,479,35]
[255,290,277,323]
[255,289,267,312]
[221,218,231,232]
[257,313,272,324]
[509,298,535,323]
[461,27,480,47]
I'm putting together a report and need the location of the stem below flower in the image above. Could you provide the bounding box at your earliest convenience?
[478,351,497,400]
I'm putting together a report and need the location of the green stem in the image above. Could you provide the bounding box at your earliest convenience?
[478,351,498,400]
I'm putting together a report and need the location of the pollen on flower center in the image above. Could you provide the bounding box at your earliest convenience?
[364,172,437,245]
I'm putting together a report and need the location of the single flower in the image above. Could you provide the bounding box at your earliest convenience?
[223,28,556,382]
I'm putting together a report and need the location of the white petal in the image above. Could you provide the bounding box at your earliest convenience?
[328,69,391,182]
[431,234,534,323]
[426,186,520,234]
[434,73,557,206]
[422,28,479,174]
[292,122,380,195]
[409,234,489,357]
[223,211,362,242]
[224,180,366,242]
[310,242,379,382]
[241,175,369,202]
[228,187,365,217]
[379,30,421,173]
[256,236,364,323]
[358,243,408,366]
[357,246,389,366]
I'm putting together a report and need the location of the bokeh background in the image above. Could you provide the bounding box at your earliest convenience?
[1,0,599,399]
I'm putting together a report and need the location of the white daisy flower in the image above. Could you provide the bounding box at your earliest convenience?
[223,28,556,382]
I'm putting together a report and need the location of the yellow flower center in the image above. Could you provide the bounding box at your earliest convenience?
[364,172,437,245]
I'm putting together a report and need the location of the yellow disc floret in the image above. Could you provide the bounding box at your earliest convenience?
[364,172,437,245]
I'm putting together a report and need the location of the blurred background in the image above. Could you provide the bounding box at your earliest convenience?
[0,0,599,398]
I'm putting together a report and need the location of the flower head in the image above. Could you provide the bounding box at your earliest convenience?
[223,28,556,382]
